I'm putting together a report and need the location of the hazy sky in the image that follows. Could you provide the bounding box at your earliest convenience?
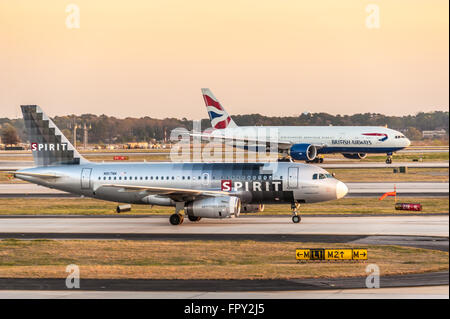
[0,0,448,119]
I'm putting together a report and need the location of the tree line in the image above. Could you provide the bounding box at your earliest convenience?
[0,111,448,145]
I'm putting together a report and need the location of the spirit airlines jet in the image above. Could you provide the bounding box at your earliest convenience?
[11,105,348,224]
[200,89,411,164]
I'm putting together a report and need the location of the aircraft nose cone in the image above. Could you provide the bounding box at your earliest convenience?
[406,138,411,147]
[336,181,348,199]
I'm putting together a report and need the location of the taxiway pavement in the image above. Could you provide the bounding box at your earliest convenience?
[0,215,447,237]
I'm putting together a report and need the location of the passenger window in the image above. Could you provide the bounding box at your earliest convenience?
[187,176,190,180]
[119,177,122,180]
[182,176,185,180]
[319,174,325,179]
[156,176,158,180]
[124,177,127,180]
[172,176,174,180]
[312,174,318,180]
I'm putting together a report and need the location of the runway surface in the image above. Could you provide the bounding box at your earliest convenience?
[0,182,447,197]
[0,216,447,237]
[0,285,447,299]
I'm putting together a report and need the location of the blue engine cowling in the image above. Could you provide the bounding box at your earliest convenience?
[289,144,317,161]
[342,153,367,159]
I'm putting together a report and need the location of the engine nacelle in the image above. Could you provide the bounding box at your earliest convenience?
[289,144,317,161]
[185,196,241,218]
[241,204,265,213]
[342,153,367,159]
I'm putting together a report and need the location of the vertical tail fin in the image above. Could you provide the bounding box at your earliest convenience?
[21,105,88,166]
[201,88,238,129]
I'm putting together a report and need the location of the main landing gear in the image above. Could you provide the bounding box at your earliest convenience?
[169,213,184,225]
[170,202,185,225]
[169,202,202,225]
[306,155,324,164]
[188,216,202,222]
[278,157,293,162]
[385,153,393,164]
[291,202,301,223]
[170,213,202,225]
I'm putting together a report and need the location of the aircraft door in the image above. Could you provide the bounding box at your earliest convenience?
[81,168,92,189]
[201,172,210,187]
[288,167,298,189]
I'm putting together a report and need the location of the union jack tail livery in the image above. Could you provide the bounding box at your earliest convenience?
[202,88,237,129]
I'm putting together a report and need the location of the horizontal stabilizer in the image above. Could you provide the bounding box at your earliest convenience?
[10,171,63,179]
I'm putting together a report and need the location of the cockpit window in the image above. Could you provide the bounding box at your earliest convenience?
[314,173,334,180]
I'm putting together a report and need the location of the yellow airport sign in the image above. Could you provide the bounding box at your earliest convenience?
[296,248,368,261]
[352,249,368,260]
[325,249,353,260]
[295,249,312,261]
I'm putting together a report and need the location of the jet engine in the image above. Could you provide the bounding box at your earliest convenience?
[289,144,317,161]
[185,196,241,218]
[241,204,265,213]
[342,153,367,159]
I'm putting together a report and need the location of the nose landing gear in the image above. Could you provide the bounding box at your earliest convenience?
[291,203,301,223]
[386,152,393,164]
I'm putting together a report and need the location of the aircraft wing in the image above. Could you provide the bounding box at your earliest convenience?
[190,132,293,150]
[97,184,231,202]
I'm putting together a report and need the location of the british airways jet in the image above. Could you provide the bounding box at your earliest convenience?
[198,89,411,164]
[10,105,348,224]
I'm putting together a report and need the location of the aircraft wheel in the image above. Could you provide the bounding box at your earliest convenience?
[169,213,183,225]
[319,158,324,163]
[292,215,301,223]
[386,158,392,164]
[188,216,201,222]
